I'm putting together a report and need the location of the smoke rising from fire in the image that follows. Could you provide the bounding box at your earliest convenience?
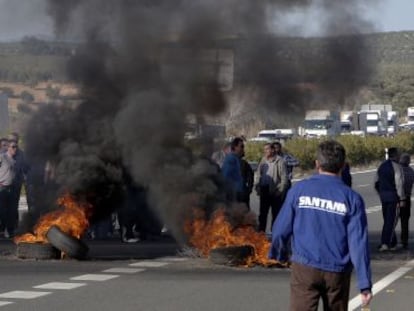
[23,1,376,241]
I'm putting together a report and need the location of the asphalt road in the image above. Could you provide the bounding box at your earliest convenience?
[0,169,413,311]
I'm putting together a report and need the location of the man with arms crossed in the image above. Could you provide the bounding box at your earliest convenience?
[269,140,372,310]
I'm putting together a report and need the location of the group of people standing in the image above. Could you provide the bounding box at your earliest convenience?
[375,147,414,251]
[0,133,28,238]
[213,138,377,309]
[212,137,299,233]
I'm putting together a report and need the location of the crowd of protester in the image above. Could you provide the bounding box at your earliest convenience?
[213,137,299,233]
[0,132,163,243]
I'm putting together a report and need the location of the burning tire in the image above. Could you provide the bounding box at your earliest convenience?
[209,245,254,266]
[16,242,61,260]
[46,226,89,260]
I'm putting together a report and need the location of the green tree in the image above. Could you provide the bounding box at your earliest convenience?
[46,85,61,100]
[20,90,34,103]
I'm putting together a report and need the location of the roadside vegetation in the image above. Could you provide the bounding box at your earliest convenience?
[245,132,414,170]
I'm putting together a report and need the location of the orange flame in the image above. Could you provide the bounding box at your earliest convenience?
[185,208,285,267]
[14,193,92,244]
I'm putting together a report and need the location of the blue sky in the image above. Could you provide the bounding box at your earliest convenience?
[375,0,414,32]
[0,0,413,41]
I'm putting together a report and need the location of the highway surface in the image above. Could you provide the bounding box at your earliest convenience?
[0,169,412,311]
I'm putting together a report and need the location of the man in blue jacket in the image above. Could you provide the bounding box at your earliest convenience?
[221,137,244,202]
[269,140,372,311]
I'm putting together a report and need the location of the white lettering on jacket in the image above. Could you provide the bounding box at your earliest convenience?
[298,196,347,215]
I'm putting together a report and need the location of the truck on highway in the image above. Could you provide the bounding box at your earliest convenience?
[386,110,398,135]
[400,107,414,131]
[407,107,414,123]
[249,129,296,142]
[356,104,389,136]
[340,111,353,133]
[301,110,341,138]
[357,111,387,136]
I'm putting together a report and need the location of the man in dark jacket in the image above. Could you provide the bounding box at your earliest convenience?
[341,162,352,187]
[239,156,254,209]
[399,153,414,249]
[375,147,405,251]
[270,140,372,310]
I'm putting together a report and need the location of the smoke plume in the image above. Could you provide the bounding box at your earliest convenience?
[23,0,376,241]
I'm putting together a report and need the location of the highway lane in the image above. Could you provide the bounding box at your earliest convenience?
[0,169,412,310]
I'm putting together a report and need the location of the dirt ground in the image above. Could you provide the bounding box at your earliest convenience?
[0,81,79,113]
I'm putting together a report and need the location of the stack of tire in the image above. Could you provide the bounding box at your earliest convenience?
[16,226,89,260]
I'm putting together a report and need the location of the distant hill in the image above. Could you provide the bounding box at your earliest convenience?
[1,32,414,136]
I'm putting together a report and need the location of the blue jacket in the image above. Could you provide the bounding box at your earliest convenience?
[221,153,243,193]
[269,174,372,291]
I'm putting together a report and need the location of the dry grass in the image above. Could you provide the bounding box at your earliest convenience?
[0,81,79,113]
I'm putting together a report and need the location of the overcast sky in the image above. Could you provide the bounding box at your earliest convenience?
[0,0,413,42]
[367,0,414,32]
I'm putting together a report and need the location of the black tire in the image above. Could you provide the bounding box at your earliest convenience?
[209,245,254,266]
[16,242,61,260]
[46,226,89,260]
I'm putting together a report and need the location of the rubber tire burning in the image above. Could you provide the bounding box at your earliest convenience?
[209,245,254,266]
[46,225,89,260]
[16,242,61,260]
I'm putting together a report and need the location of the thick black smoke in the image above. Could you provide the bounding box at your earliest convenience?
[23,0,376,241]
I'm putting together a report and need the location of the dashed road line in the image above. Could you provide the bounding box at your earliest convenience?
[129,261,170,268]
[356,184,371,188]
[348,259,414,310]
[102,267,145,274]
[0,291,51,299]
[33,282,87,290]
[366,205,381,214]
[0,257,182,308]
[159,257,189,262]
[70,274,119,281]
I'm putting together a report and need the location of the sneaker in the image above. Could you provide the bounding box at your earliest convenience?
[389,245,398,251]
[378,244,389,252]
[122,237,140,243]
[397,243,408,250]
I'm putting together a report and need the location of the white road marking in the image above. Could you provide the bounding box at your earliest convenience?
[0,302,13,307]
[366,205,381,214]
[129,261,169,268]
[102,268,144,274]
[33,282,87,290]
[351,169,376,175]
[0,291,51,299]
[348,259,414,310]
[356,184,371,188]
[70,274,119,281]
[159,257,189,262]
